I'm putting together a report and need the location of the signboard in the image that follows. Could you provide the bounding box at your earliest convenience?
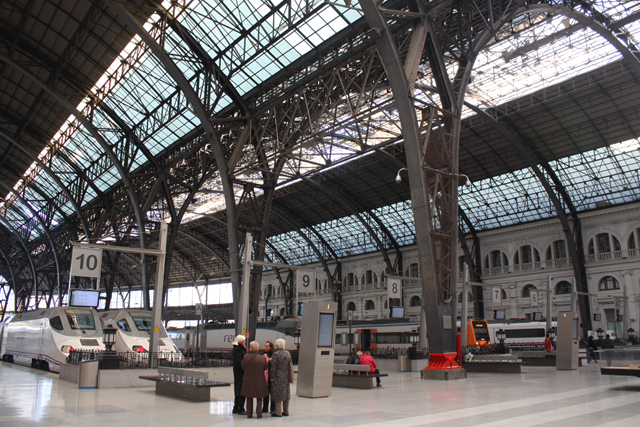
[492,287,503,305]
[297,269,316,292]
[69,289,100,308]
[70,246,103,279]
[387,277,402,299]
[530,291,539,307]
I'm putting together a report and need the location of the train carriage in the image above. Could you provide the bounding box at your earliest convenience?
[1,307,104,372]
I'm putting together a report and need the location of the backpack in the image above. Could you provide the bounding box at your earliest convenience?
[346,353,359,364]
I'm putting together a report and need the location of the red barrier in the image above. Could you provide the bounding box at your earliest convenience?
[425,352,462,370]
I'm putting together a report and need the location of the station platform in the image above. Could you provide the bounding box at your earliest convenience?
[1,361,638,426]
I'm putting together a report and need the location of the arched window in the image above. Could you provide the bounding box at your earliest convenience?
[522,284,537,298]
[514,245,540,268]
[484,250,508,271]
[405,263,419,277]
[264,284,274,298]
[457,292,473,303]
[410,296,422,307]
[628,227,640,253]
[345,273,358,288]
[279,308,285,316]
[346,301,356,312]
[599,276,620,291]
[588,233,621,259]
[364,300,375,310]
[555,281,572,295]
[362,270,377,285]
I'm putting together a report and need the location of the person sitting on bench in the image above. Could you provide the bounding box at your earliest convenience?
[359,350,381,387]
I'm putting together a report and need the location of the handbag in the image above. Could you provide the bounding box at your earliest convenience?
[289,362,295,383]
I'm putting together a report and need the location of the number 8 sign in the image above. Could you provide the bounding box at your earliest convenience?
[70,246,103,279]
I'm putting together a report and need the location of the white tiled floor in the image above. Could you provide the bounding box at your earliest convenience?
[1,361,639,427]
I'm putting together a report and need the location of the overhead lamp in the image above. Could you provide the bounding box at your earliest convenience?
[395,168,408,184]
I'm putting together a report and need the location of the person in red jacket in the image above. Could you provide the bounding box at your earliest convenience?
[544,334,553,353]
[359,350,381,387]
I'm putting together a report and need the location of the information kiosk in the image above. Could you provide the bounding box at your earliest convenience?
[556,311,580,370]
[296,301,337,398]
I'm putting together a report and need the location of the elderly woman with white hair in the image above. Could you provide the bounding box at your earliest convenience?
[231,335,247,414]
[269,338,293,417]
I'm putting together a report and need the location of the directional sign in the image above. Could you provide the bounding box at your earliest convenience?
[387,277,402,299]
[70,246,103,279]
[297,269,315,291]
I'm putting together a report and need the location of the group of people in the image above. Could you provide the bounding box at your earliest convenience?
[232,335,293,418]
[346,349,382,387]
[584,334,615,363]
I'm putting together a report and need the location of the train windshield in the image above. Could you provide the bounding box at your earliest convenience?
[65,309,96,330]
[132,314,152,331]
[472,322,490,341]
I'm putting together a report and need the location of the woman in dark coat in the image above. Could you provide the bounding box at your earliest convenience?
[231,335,247,414]
[269,338,293,417]
[262,340,275,415]
[240,341,269,418]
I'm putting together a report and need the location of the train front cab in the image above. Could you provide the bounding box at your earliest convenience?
[467,320,492,347]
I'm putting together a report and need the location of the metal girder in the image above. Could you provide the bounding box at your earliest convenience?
[0,52,149,304]
[0,130,90,238]
[105,0,242,326]
[458,207,484,319]
[0,220,37,311]
[464,101,591,334]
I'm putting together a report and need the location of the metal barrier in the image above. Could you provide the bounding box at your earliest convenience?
[66,350,232,369]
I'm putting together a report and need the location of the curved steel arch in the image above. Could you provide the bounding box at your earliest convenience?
[177,230,230,271]
[0,185,62,305]
[0,52,150,304]
[0,129,91,238]
[105,1,242,324]
[0,219,37,310]
[0,245,16,320]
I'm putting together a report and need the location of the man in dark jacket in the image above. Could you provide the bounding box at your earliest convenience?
[231,335,247,414]
[241,341,268,418]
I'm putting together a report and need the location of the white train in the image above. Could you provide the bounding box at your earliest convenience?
[166,326,195,355]
[98,309,182,360]
[193,318,300,353]
[333,318,557,353]
[0,307,105,372]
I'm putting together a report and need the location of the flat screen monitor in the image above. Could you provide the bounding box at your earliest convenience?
[318,313,334,347]
[69,289,100,308]
[390,307,405,318]
[532,312,543,321]
[494,310,506,320]
[593,313,602,321]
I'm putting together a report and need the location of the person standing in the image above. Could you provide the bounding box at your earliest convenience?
[231,335,247,414]
[544,334,553,353]
[359,350,381,387]
[601,334,615,349]
[270,338,293,417]
[241,341,269,418]
[262,340,275,415]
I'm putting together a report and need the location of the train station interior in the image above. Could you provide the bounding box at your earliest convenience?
[1,1,640,425]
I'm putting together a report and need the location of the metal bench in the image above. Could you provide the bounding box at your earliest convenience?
[139,367,230,401]
[332,364,388,389]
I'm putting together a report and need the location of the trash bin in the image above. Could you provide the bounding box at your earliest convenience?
[78,360,99,389]
[398,354,410,372]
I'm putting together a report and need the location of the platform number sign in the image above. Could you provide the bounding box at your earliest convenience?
[530,291,539,307]
[387,278,402,299]
[70,246,103,279]
[297,269,315,292]
[492,287,503,305]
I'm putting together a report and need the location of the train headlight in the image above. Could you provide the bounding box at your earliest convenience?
[133,345,147,353]
[61,345,74,353]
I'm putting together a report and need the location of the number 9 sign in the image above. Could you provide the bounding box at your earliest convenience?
[70,246,103,279]
[296,269,315,291]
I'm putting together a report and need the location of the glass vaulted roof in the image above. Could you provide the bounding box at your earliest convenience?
[3,0,640,253]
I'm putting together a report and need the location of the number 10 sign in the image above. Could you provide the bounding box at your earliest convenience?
[70,246,103,279]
